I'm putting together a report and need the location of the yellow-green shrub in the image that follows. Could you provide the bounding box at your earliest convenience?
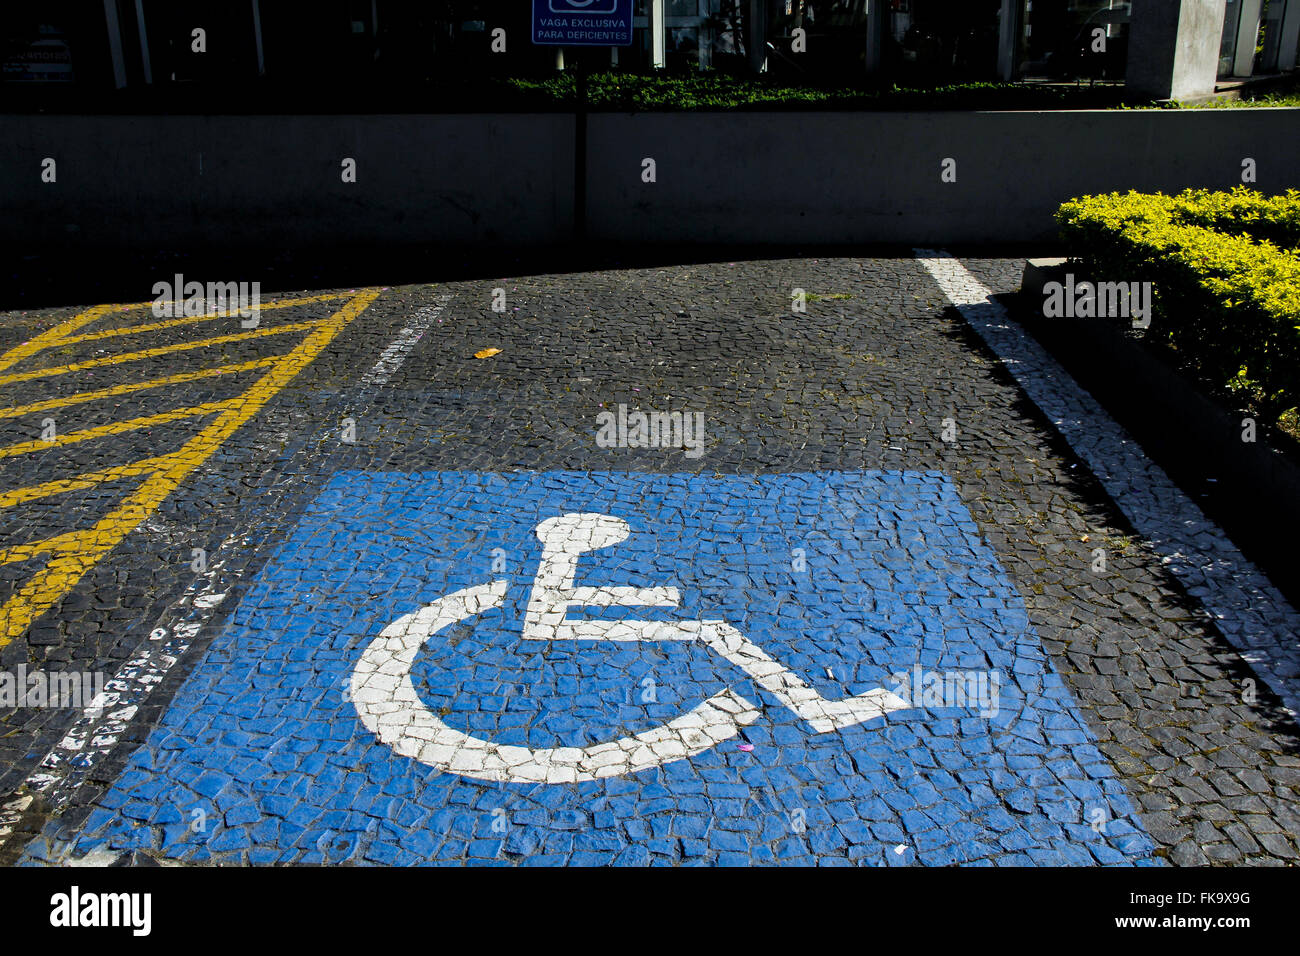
[1166,187,1300,248]
[1056,188,1300,423]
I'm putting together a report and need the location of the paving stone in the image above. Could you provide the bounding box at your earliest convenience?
[1,257,1296,867]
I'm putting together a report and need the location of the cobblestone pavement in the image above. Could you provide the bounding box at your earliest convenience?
[1,254,1297,866]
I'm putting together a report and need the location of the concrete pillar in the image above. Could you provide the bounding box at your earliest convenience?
[252,0,265,76]
[650,0,666,69]
[133,0,152,84]
[1233,0,1263,75]
[1279,0,1300,71]
[865,0,885,74]
[1126,0,1228,99]
[748,0,767,73]
[103,0,128,88]
[997,0,1020,81]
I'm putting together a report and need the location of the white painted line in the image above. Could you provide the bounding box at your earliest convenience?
[915,248,1300,718]
[26,535,239,803]
[360,294,452,387]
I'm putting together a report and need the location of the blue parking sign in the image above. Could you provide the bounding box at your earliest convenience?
[533,0,634,46]
[62,471,1155,865]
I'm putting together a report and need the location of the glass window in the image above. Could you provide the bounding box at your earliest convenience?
[866,0,1005,84]
[760,1,869,82]
[1220,0,1243,76]
[630,1,750,72]
[1019,1,1133,83]
[1257,0,1288,72]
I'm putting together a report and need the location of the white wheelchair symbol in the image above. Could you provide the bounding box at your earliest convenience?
[350,512,910,784]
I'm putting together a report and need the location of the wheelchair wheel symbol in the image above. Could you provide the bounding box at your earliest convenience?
[350,513,910,784]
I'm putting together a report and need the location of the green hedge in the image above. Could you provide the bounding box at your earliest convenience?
[1056,188,1300,424]
[502,73,1141,112]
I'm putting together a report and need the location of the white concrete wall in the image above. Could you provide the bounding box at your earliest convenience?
[3,109,1298,248]
[586,110,1300,243]
[1,114,574,247]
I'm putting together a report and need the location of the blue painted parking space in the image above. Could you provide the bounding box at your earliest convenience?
[55,471,1156,865]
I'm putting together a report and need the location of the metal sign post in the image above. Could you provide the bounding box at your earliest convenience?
[532,0,634,241]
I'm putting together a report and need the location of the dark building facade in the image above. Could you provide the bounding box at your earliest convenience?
[3,1,1297,104]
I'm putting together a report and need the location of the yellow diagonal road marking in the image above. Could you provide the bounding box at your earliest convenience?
[0,289,382,647]
[0,319,325,388]
[0,293,354,375]
[0,301,158,374]
[0,454,182,511]
[0,399,236,459]
[60,291,355,347]
[0,356,281,420]
[0,518,164,566]
[0,527,109,566]
[0,304,118,374]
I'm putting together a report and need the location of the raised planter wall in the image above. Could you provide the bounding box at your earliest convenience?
[1,114,575,247]
[586,110,1300,243]
[2,109,1297,248]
